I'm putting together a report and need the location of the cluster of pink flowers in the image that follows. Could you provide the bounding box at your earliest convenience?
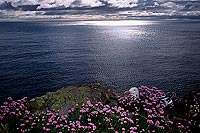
[0,86,199,132]
[118,86,199,132]
[0,97,31,132]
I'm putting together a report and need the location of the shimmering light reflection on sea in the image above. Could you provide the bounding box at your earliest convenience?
[0,20,199,102]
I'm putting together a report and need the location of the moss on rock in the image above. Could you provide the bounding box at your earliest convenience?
[29,83,119,114]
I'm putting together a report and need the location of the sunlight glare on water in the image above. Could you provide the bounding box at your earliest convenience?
[80,20,154,26]
[56,20,155,26]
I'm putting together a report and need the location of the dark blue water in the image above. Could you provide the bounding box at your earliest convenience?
[0,20,200,102]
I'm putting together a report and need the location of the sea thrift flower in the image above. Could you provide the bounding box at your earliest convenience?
[32,122,36,126]
[93,125,97,130]
[0,87,198,133]
[48,119,52,123]
[71,128,75,131]
[158,126,165,129]
[120,111,126,117]
[61,115,66,121]
[46,128,50,131]
[20,124,25,127]
[3,102,8,105]
[91,111,98,116]
[7,97,12,101]
[155,120,160,127]
[42,127,46,131]
[130,127,137,130]
[147,120,154,125]
[148,114,153,119]
[86,100,93,107]
[178,124,185,129]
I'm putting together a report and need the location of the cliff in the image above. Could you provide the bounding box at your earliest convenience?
[29,83,119,114]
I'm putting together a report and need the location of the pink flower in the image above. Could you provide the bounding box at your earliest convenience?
[120,112,126,117]
[168,120,173,125]
[25,110,30,114]
[31,122,36,126]
[64,125,70,128]
[106,109,112,114]
[148,115,152,119]
[99,110,103,113]
[178,125,184,129]
[0,116,3,120]
[147,109,152,113]
[86,100,93,107]
[91,111,98,116]
[88,122,94,126]
[103,107,108,112]
[155,120,160,127]
[147,120,154,125]
[76,121,81,126]
[158,126,165,129]
[10,112,16,115]
[53,121,57,124]
[106,117,111,123]
[61,115,66,121]
[46,128,50,131]
[42,127,46,130]
[93,125,97,130]
[80,109,86,113]
[8,97,12,101]
[20,124,25,127]
[56,125,60,128]
[3,102,8,105]
[18,112,22,116]
[48,119,52,123]
[130,127,137,130]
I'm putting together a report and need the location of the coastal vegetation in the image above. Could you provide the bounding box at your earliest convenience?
[0,85,199,133]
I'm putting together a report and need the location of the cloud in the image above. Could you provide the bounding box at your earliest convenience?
[37,0,74,9]
[160,1,184,10]
[0,0,200,19]
[72,0,105,8]
[184,1,200,10]
[160,2,178,8]
[0,1,15,10]
[102,0,138,8]
[0,0,105,9]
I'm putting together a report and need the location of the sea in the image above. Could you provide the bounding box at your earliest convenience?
[0,20,200,102]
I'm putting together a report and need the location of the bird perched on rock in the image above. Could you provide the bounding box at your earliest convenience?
[124,87,139,98]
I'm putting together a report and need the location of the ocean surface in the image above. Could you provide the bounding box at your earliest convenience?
[0,20,200,102]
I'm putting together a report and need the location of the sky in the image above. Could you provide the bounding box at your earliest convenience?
[0,0,199,20]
